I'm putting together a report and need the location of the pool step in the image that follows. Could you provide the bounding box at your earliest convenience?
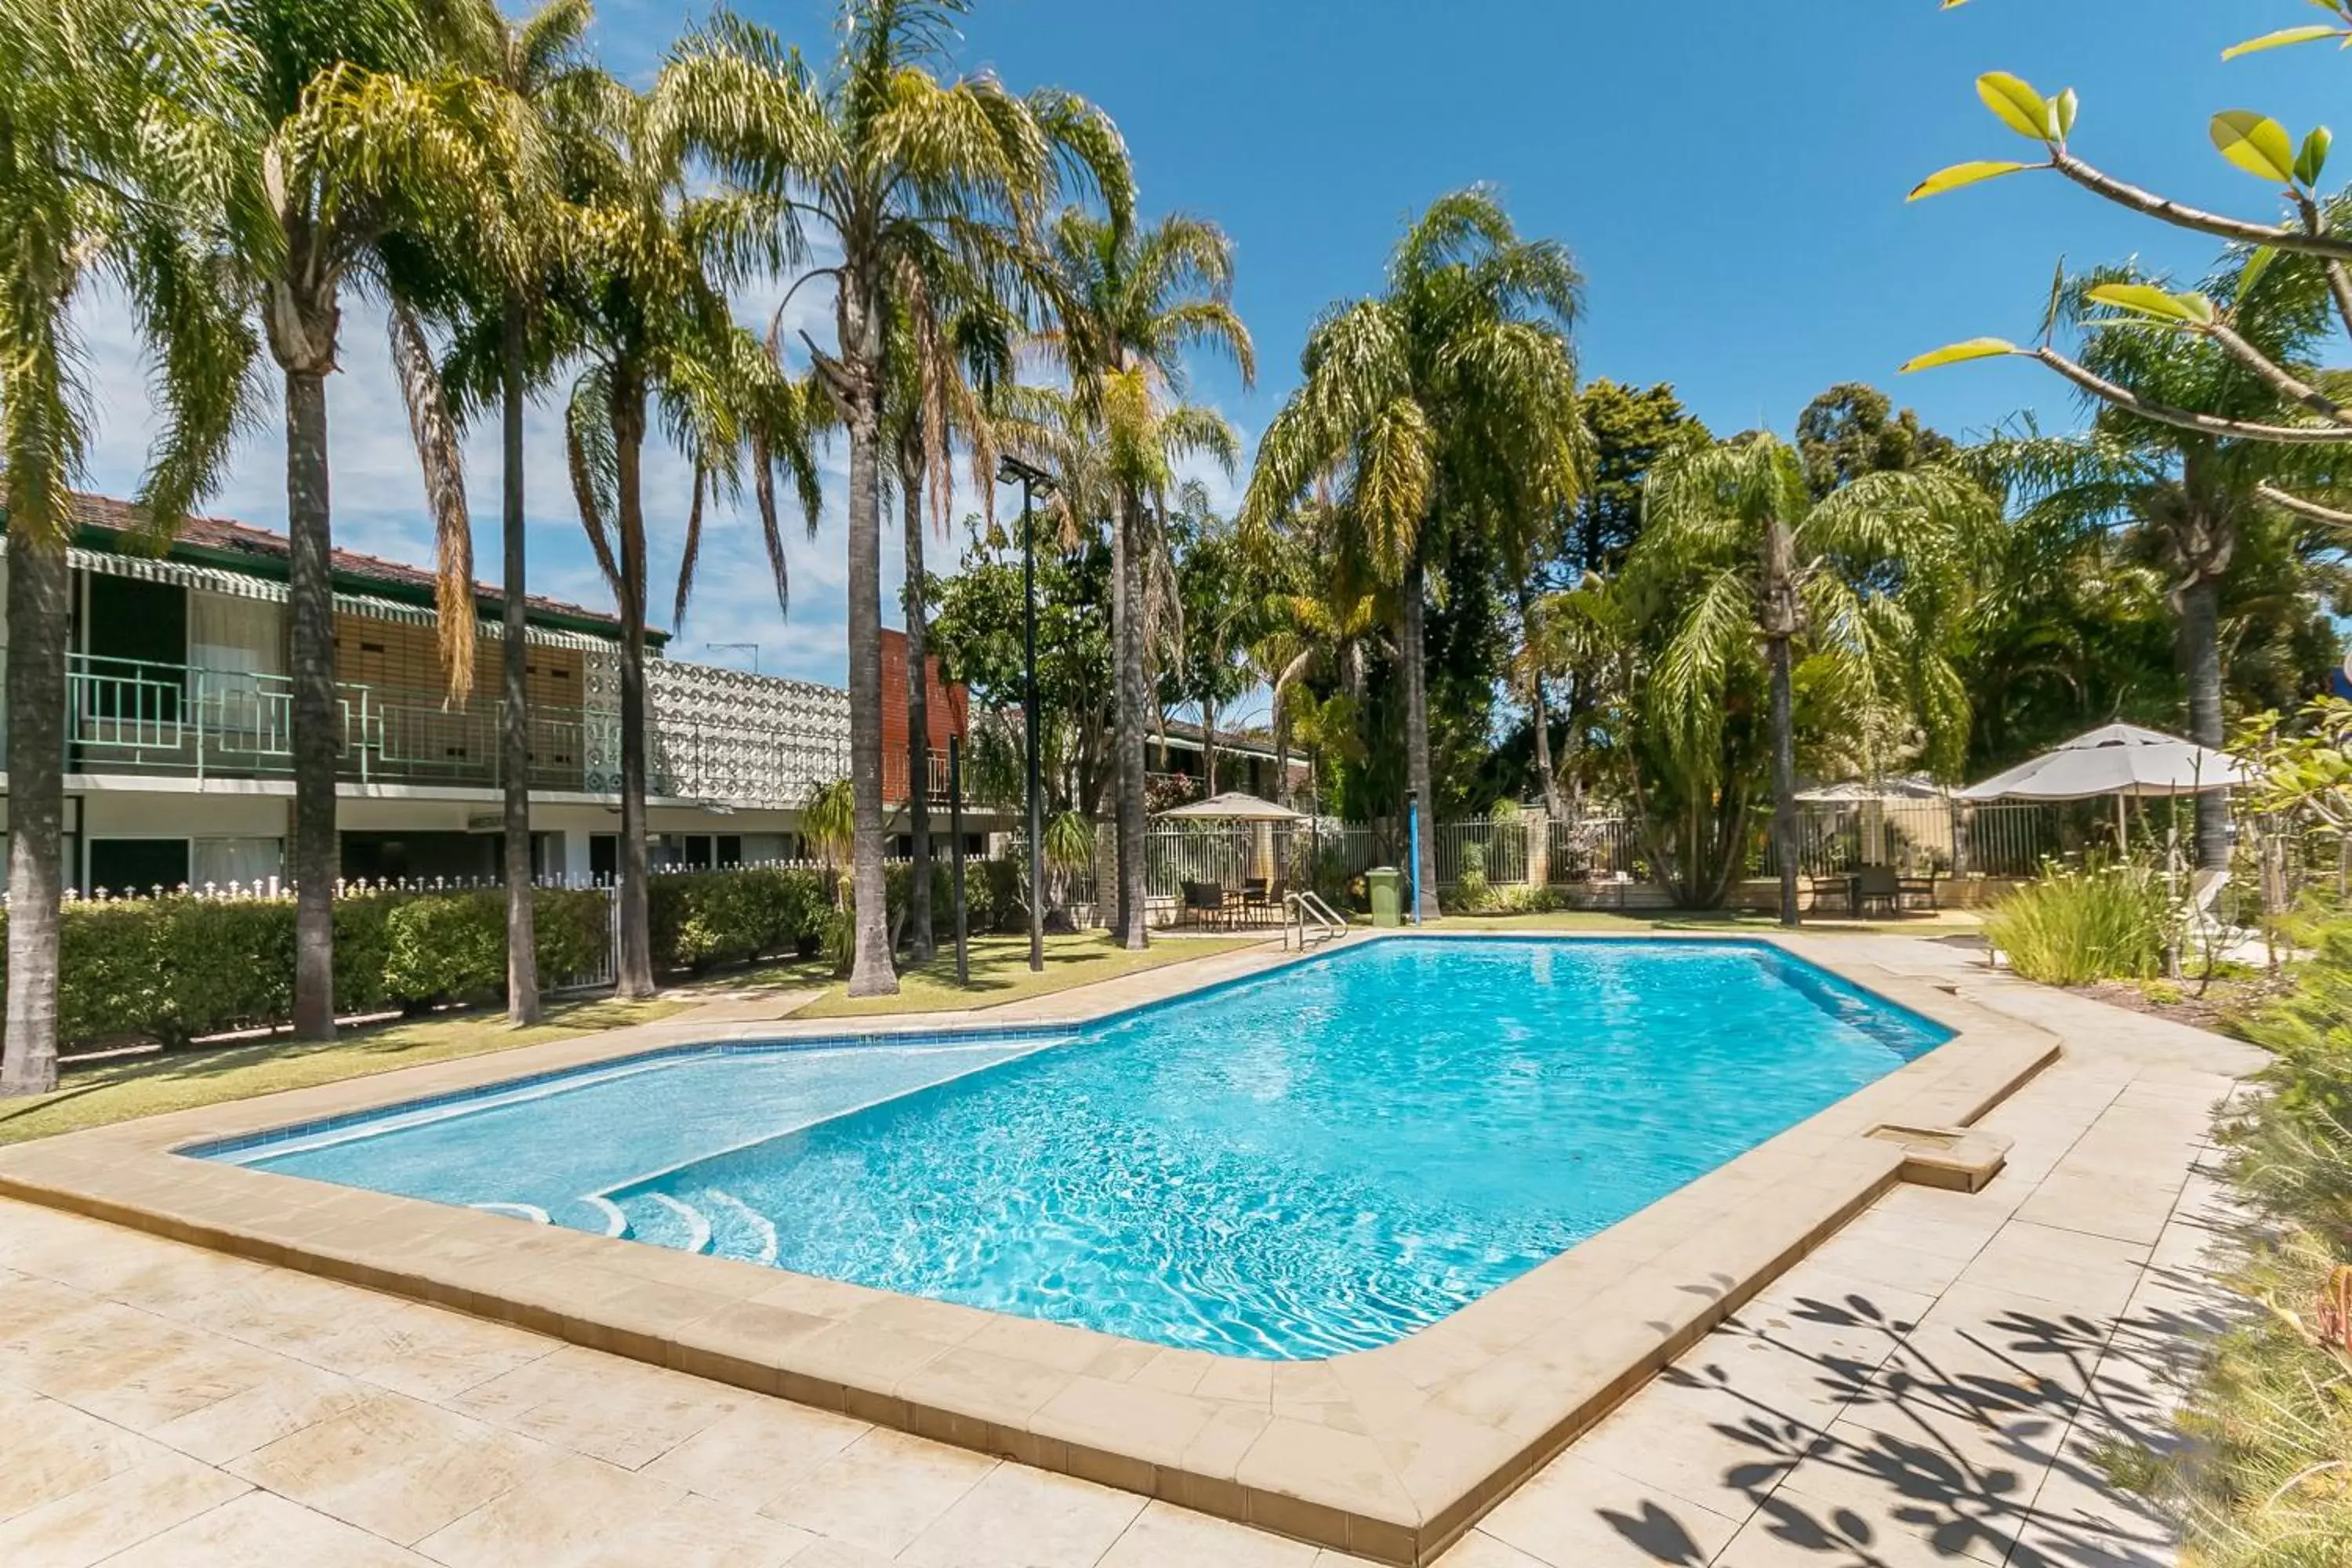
[702,1189,780,1267]
[615,1192,715,1255]
[550,1196,631,1240]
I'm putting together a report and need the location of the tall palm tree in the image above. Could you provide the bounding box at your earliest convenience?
[1246,187,1586,914]
[1034,209,1253,948]
[214,0,542,1039]
[1639,434,1987,924]
[660,0,1131,996]
[0,0,260,1095]
[422,0,604,1023]
[557,78,821,998]
[885,284,1009,964]
[1982,252,2350,869]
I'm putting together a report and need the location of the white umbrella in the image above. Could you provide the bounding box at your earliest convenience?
[1957,723,2249,803]
[1153,791,1304,822]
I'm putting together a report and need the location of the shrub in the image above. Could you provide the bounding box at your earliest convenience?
[1984,860,2172,985]
[2126,913,2352,1564]
[648,867,825,974]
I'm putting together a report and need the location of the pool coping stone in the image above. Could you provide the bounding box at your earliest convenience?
[0,928,2057,1566]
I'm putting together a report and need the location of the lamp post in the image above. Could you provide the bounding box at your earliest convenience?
[997,453,1056,974]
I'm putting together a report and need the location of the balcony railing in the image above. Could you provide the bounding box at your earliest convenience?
[40,652,971,808]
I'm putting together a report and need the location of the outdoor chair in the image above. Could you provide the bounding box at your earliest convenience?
[1848,865,1902,917]
[1181,880,1229,929]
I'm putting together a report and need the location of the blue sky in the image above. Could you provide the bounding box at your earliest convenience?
[74,1,2352,703]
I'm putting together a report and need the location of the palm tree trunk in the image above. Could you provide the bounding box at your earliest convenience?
[2180,573,2230,872]
[286,367,340,1040]
[1530,673,1563,820]
[901,465,934,964]
[1112,489,1149,949]
[500,296,539,1022]
[1767,632,1800,927]
[612,375,655,998]
[2,532,70,1096]
[1203,702,1218,796]
[1401,544,1443,916]
[842,278,897,997]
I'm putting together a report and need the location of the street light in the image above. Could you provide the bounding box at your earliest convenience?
[996,452,1057,974]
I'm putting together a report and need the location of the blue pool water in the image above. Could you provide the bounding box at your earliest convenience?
[198,938,1947,1359]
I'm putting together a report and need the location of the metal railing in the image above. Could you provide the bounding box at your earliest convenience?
[1283,889,1346,951]
[47,652,973,808]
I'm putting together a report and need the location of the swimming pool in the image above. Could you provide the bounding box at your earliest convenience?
[196,938,1947,1359]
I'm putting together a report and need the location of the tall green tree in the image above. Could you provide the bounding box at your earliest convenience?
[0,0,260,1094]
[1245,187,1585,912]
[1794,382,1953,499]
[557,76,820,997]
[1034,209,1252,947]
[1160,506,1259,795]
[215,0,541,1039]
[661,1,1129,996]
[423,0,604,1023]
[1638,434,1988,923]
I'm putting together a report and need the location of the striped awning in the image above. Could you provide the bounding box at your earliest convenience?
[28,543,617,654]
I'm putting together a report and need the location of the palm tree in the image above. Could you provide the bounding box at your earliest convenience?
[1981,253,2350,869]
[0,0,260,1095]
[423,0,604,1024]
[660,0,1131,996]
[1639,434,1987,924]
[885,286,1010,964]
[1033,209,1253,948]
[557,78,821,998]
[1246,187,1586,915]
[214,0,543,1039]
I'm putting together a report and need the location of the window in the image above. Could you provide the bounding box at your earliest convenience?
[89,838,190,895]
[191,837,281,889]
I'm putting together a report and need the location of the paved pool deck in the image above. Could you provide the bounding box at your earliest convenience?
[0,931,2262,1566]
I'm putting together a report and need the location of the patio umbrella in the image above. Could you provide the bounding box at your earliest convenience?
[1957,724,2249,803]
[1153,792,1305,822]
[1958,722,2249,847]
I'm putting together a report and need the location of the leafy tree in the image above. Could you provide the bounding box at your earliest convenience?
[1795,382,1954,499]
[1637,434,1988,923]
[1033,209,1251,949]
[0,0,257,1094]
[1567,380,1707,579]
[423,0,605,1024]
[1159,508,1261,795]
[557,77,820,996]
[1246,187,1585,913]
[215,0,543,1039]
[661,0,1130,997]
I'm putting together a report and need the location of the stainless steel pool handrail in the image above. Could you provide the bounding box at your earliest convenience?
[1283,890,1345,951]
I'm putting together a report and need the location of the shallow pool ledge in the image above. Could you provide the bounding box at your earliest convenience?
[0,935,2057,1566]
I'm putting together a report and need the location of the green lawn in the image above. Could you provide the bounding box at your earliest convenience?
[788,931,1266,1018]
[0,996,688,1147]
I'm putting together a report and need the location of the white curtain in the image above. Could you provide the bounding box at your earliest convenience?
[189,592,283,676]
[191,837,282,890]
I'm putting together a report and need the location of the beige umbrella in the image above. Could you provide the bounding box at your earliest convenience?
[1153,792,1304,822]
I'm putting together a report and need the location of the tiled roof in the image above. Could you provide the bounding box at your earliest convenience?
[64,493,640,637]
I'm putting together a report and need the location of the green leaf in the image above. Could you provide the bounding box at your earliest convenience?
[2085,282,2213,323]
[2298,125,2335,186]
[1978,73,2053,141]
[1907,160,2034,201]
[2053,88,2079,141]
[2241,244,2281,299]
[1900,338,2017,374]
[2211,111,2302,183]
[2222,25,2344,60]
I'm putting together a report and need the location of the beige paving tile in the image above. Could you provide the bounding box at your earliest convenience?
[228,1386,549,1545]
[0,1392,172,1522]
[99,1490,435,1566]
[572,1491,817,1567]
[640,1398,872,1504]
[1474,1451,1741,1567]
[1428,1531,1550,1567]
[1952,1221,2151,1318]
[410,1446,688,1567]
[898,1462,1148,1566]
[296,1299,557,1401]
[1096,1501,1322,1567]
[757,1427,995,1557]
[451,1342,747,1468]
[0,1446,247,1566]
[147,1359,376,1465]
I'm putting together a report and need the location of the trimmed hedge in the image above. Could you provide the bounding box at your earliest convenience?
[647,867,826,974]
[2,886,614,1049]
